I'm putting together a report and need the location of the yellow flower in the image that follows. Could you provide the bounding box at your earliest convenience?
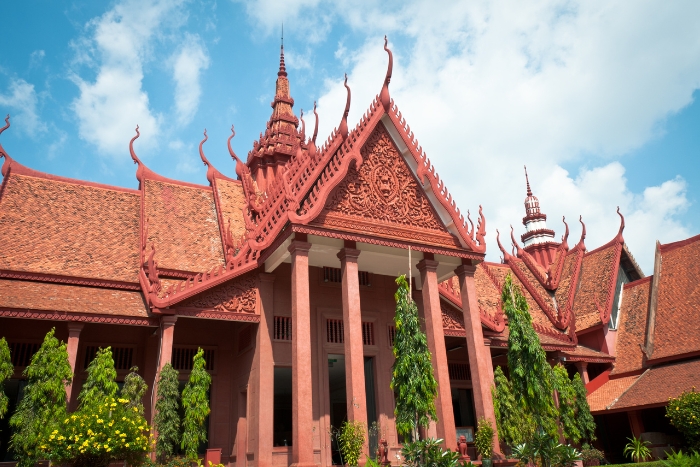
[125,443,130,447]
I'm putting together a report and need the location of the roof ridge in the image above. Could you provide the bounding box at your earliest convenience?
[659,232,700,253]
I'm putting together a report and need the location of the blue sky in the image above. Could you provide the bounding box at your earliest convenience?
[1,0,699,273]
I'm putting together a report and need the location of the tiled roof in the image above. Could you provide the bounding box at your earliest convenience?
[0,173,140,282]
[561,344,615,362]
[572,243,620,331]
[0,278,148,317]
[553,250,579,313]
[144,179,225,272]
[613,359,700,410]
[587,375,640,412]
[651,235,700,361]
[611,277,651,375]
[214,178,247,240]
[475,263,504,322]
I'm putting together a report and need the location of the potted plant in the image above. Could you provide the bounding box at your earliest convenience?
[580,443,605,467]
[475,418,494,467]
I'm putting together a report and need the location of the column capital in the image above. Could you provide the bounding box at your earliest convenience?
[337,248,361,263]
[288,240,312,257]
[259,272,276,283]
[67,322,85,336]
[416,258,439,273]
[161,315,178,327]
[454,264,477,279]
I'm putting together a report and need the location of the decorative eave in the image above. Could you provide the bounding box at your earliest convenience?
[0,307,158,326]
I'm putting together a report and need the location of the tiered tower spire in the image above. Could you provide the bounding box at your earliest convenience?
[521,166,556,247]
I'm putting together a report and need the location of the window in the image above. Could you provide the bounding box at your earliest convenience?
[323,266,371,286]
[362,322,375,346]
[172,347,215,372]
[326,319,344,344]
[84,346,134,370]
[274,316,292,341]
[8,342,39,368]
[387,326,396,347]
[609,267,630,330]
[448,363,471,381]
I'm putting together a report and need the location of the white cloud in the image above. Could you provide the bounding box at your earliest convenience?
[287,0,700,273]
[0,78,47,137]
[172,33,210,126]
[70,0,186,157]
[29,50,45,68]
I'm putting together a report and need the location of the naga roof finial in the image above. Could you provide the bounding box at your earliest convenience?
[0,115,9,137]
[561,216,569,242]
[199,129,218,185]
[299,109,305,140]
[616,206,625,238]
[524,165,532,197]
[129,125,142,166]
[228,125,245,178]
[380,35,393,112]
[308,101,319,157]
[339,74,351,140]
[577,215,587,248]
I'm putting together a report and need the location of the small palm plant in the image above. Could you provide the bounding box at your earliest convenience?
[624,437,652,463]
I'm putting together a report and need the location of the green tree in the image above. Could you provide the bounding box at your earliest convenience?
[501,273,558,437]
[572,373,596,442]
[492,365,534,447]
[121,366,148,415]
[155,363,181,462]
[78,347,118,406]
[181,348,211,460]
[0,337,13,419]
[390,275,438,441]
[9,328,72,467]
[553,364,581,444]
[666,387,700,450]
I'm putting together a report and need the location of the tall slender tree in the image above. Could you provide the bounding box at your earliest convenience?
[9,328,72,467]
[155,363,181,462]
[572,373,597,442]
[492,365,534,447]
[121,366,148,415]
[181,348,211,460]
[78,347,118,406]
[390,274,438,441]
[0,337,12,419]
[501,273,558,437]
[553,364,581,443]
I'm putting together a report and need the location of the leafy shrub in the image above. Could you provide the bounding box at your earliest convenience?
[155,363,181,462]
[492,365,534,447]
[181,348,211,460]
[624,437,652,463]
[402,438,461,467]
[580,443,605,465]
[121,366,148,415]
[662,450,700,467]
[42,396,151,467]
[0,337,12,419]
[338,420,366,467]
[512,431,581,467]
[475,418,495,459]
[667,388,700,450]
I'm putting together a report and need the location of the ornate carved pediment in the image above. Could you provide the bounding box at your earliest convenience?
[441,302,465,333]
[179,272,257,314]
[311,124,461,248]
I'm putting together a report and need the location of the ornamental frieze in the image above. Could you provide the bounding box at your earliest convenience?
[180,272,257,313]
[322,125,447,232]
[441,302,465,332]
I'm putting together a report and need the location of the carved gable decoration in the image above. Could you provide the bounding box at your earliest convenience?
[441,302,465,334]
[312,124,460,248]
[179,272,257,314]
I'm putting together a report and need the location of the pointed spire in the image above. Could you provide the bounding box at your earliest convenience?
[0,115,9,137]
[308,101,318,157]
[380,35,393,112]
[339,74,351,140]
[524,165,533,196]
[278,35,287,77]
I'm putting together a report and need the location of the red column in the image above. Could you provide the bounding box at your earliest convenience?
[628,410,645,438]
[455,264,501,456]
[151,316,177,426]
[289,240,316,467]
[338,248,368,449]
[252,273,275,467]
[575,362,590,384]
[66,323,84,409]
[417,259,457,451]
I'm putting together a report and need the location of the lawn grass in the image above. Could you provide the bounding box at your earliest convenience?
[605,461,665,467]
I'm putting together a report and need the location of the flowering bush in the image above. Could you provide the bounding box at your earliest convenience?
[42,396,152,467]
[667,388,700,450]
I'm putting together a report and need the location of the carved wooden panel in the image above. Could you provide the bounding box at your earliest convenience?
[180,272,257,313]
[318,124,455,241]
[441,302,465,332]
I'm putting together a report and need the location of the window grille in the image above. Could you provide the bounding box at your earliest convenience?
[238,325,254,353]
[172,347,215,371]
[8,342,39,368]
[274,316,292,341]
[359,271,371,287]
[326,319,344,344]
[84,346,134,370]
[362,322,375,346]
[387,326,396,347]
[323,266,371,286]
[448,363,471,381]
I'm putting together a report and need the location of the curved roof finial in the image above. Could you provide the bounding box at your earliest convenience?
[339,74,351,140]
[129,125,142,165]
[299,109,305,139]
[496,229,510,260]
[308,101,319,157]
[199,129,210,166]
[524,165,532,196]
[0,115,10,137]
[561,216,569,243]
[380,35,393,112]
[578,215,587,246]
[616,206,625,238]
[227,125,245,178]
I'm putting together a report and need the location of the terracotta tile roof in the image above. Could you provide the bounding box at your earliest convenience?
[0,278,148,317]
[214,178,247,240]
[553,250,579,312]
[489,327,573,350]
[613,359,700,410]
[573,243,620,331]
[0,174,140,282]
[651,235,700,361]
[144,179,224,272]
[509,259,563,329]
[611,277,651,375]
[475,264,504,322]
[587,375,640,412]
[561,345,614,362]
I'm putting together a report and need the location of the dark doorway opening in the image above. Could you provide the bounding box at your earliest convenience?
[273,367,292,447]
[365,357,378,459]
[328,354,347,465]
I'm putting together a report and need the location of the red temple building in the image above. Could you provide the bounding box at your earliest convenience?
[0,39,697,465]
